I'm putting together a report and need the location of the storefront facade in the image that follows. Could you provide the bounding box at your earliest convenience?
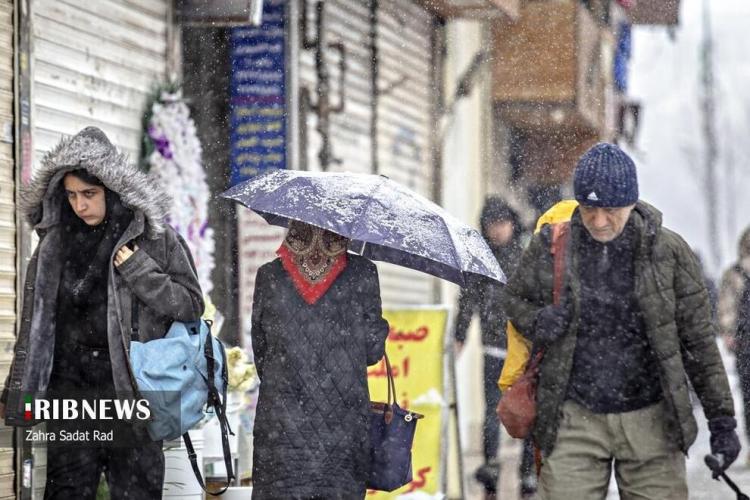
[0,0,16,496]
[6,0,518,495]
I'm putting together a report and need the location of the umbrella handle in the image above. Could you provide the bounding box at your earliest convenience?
[705,453,725,479]
[705,454,750,499]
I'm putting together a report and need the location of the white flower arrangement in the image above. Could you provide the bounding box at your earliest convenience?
[144,87,215,294]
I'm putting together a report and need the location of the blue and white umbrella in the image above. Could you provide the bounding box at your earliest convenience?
[221,169,505,287]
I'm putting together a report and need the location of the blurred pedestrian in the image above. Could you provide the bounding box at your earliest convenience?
[718,227,750,465]
[452,197,531,498]
[0,127,204,499]
[250,221,389,498]
[504,143,739,499]
[718,228,750,351]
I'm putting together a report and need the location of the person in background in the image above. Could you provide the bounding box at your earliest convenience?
[453,197,533,498]
[718,227,750,465]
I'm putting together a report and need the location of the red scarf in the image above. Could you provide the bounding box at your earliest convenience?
[277,244,348,305]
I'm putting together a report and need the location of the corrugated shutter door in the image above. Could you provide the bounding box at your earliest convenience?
[0,0,15,497]
[30,1,168,494]
[299,0,437,307]
[32,0,169,160]
[375,0,436,305]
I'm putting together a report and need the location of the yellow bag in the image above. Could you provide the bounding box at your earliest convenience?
[498,322,531,392]
[497,200,578,392]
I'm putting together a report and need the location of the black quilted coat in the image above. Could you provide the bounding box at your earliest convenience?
[250,255,389,499]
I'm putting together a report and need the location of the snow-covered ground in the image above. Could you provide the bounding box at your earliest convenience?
[682,342,750,499]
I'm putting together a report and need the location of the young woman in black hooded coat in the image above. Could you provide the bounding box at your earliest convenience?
[1,127,204,499]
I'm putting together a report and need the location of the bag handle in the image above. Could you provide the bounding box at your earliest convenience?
[184,326,235,495]
[377,353,424,423]
[379,354,397,424]
[384,353,396,406]
[550,222,570,307]
[531,222,570,365]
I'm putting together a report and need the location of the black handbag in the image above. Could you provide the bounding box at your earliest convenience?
[367,354,424,492]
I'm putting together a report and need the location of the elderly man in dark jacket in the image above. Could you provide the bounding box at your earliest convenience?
[504,143,739,499]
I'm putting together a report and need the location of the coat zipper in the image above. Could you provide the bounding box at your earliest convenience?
[109,224,145,402]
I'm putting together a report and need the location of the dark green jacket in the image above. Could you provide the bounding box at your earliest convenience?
[504,201,734,456]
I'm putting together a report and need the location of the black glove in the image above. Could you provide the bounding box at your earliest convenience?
[708,416,741,475]
[533,301,571,345]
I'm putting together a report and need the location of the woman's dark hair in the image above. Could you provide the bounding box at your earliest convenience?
[66,168,104,187]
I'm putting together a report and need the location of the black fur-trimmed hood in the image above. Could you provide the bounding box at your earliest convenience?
[18,127,171,238]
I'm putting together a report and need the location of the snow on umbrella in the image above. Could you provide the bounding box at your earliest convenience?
[221,169,505,287]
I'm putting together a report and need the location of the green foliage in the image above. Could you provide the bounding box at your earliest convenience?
[96,474,109,500]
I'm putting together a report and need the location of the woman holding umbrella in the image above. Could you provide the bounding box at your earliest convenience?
[225,169,504,496]
[250,220,389,498]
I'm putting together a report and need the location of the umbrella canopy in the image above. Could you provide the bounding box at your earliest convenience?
[221,169,505,287]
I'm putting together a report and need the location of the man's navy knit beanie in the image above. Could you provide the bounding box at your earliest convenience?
[573,143,639,207]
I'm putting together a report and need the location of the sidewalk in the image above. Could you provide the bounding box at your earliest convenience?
[681,342,750,499]
[460,418,527,499]
[482,342,750,499]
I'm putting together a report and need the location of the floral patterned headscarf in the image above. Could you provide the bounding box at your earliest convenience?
[277,221,349,304]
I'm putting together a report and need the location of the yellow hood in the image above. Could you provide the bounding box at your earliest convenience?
[498,200,578,392]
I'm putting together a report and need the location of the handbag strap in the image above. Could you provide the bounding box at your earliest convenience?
[380,353,398,424]
[184,330,235,495]
[532,222,570,364]
[550,222,570,307]
[384,353,396,405]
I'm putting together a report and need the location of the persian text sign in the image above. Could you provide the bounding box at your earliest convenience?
[229,0,286,186]
[237,208,285,347]
[367,307,449,498]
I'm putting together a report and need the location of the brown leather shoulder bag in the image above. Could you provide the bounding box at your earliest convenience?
[498,222,569,439]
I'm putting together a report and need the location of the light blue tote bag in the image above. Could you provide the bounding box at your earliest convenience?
[129,303,235,494]
[129,318,227,441]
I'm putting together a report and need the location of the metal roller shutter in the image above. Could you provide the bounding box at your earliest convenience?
[299,0,438,307]
[0,0,15,497]
[32,0,169,161]
[375,0,437,305]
